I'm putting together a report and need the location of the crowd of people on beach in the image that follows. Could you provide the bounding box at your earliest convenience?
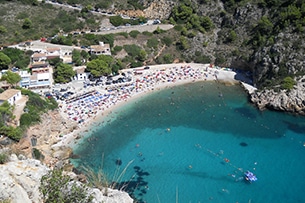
[59,64,223,124]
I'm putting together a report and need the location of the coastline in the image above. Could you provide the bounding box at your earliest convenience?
[53,63,251,150]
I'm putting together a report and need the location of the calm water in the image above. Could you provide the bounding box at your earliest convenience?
[71,82,305,203]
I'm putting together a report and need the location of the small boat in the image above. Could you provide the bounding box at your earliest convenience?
[244,171,257,182]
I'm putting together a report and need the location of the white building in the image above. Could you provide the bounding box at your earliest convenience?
[73,66,89,81]
[0,89,22,105]
[89,42,111,56]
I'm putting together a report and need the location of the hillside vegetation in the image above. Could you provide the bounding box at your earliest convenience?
[0,0,305,89]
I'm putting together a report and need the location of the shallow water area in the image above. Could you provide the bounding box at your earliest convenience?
[71,82,305,203]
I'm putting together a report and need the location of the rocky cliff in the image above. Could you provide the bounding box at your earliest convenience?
[141,0,305,114]
[4,109,134,203]
[250,76,305,115]
[0,153,133,203]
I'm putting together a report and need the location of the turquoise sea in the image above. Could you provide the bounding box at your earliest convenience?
[71,81,305,203]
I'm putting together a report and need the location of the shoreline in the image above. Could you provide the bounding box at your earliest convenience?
[53,63,253,150]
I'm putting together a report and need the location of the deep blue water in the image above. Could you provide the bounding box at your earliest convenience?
[71,81,305,203]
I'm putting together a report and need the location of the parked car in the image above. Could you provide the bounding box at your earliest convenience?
[45,92,53,99]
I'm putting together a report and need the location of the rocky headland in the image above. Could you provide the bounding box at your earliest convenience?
[249,76,305,115]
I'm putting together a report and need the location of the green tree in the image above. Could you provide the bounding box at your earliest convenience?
[171,4,193,21]
[80,50,90,63]
[138,50,147,61]
[0,101,14,127]
[86,59,111,77]
[111,60,123,74]
[256,16,273,35]
[72,49,82,66]
[2,48,30,69]
[54,63,75,83]
[22,18,32,29]
[109,15,124,27]
[0,52,11,70]
[177,36,189,50]
[47,57,62,66]
[0,26,7,34]
[0,71,21,88]
[40,168,93,203]
[0,126,22,141]
[200,16,214,31]
[226,30,237,43]
[189,14,201,29]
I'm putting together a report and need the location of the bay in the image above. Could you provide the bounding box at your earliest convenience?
[71,81,305,203]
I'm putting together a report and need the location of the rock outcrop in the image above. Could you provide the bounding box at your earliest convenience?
[143,0,176,20]
[250,77,305,115]
[0,154,133,203]
[12,109,78,167]
[0,153,48,203]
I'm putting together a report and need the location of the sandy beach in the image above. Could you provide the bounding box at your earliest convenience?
[53,63,250,148]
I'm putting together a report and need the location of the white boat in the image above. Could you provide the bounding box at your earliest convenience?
[245,171,257,182]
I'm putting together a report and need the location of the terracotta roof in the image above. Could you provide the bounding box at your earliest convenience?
[0,89,21,101]
[73,66,86,74]
[31,62,49,68]
[46,55,60,59]
[32,53,46,58]
[76,68,85,74]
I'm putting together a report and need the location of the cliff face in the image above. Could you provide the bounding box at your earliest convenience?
[0,154,133,203]
[139,0,305,114]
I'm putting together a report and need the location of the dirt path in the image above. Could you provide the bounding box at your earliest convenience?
[12,95,28,126]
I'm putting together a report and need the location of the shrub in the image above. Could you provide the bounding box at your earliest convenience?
[109,15,124,27]
[161,37,173,47]
[32,148,44,161]
[40,168,93,203]
[129,30,140,38]
[153,26,165,34]
[112,46,123,55]
[0,152,9,164]
[163,53,173,64]
[147,37,159,49]
[174,25,183,31]
[0,126,22,141]
[116,32,128,38]
[281,76,296,90]
[123,44,141,57]
[130,61,143,68]
[226,30,237,43]
[142,31,153,36]
[194,54,211,64]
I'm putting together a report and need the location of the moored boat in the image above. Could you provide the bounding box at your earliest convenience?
[245,170,257,182]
